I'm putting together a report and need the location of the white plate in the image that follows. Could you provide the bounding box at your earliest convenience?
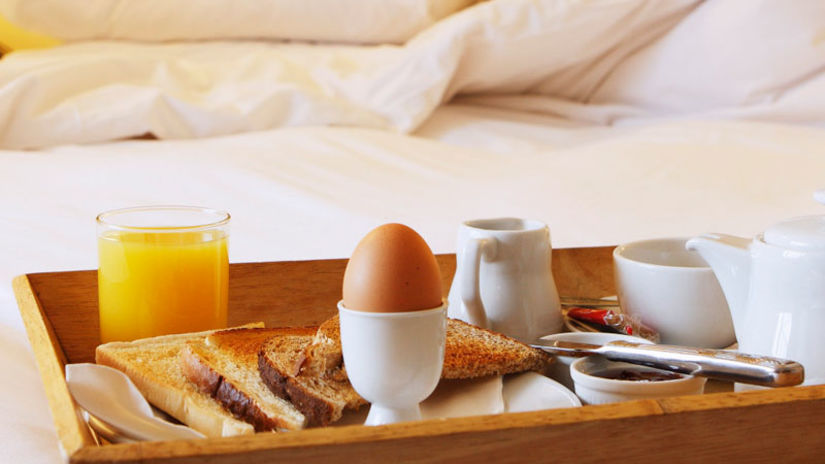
[503,371,581,412]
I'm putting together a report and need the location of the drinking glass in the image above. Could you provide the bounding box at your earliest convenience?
[97,206,229,342]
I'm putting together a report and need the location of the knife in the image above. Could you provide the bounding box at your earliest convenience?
[531,339,804,388]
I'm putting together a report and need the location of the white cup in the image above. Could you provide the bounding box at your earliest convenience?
[613,237,735,348]
[338,301,446,426]
[447,218,563,342]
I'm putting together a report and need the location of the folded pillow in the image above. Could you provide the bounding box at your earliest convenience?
[0,0,477,45]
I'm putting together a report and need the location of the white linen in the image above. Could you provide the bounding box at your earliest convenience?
[3,0,825,150]
[0,0,476,44]
[2,113,825,462]
[0,0,701,149]
[589,0,825,116]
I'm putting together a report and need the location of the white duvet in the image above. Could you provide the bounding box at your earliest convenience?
[2,1,825,462]
[1,0,824,149]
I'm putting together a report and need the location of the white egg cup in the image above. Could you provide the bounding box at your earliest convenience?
[338,300,446,426]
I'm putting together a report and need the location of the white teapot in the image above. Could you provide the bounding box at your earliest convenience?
[686,192,825,386]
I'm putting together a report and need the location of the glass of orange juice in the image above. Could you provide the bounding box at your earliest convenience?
[96,206,230,342]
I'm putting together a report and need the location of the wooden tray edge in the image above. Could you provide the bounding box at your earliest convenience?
[67,387,825,463]
[13,274,96,458]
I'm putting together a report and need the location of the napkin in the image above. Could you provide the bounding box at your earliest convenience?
[338,372,580,425]
[65,364,205,442]
[422,375,505,419]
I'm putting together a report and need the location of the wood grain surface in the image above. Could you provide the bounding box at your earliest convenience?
[15,246,825,463]
[12,275,96,459]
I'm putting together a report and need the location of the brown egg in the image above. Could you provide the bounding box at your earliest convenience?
[342,223,443,312]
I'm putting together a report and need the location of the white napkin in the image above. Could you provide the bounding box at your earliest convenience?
[65,364,205,442]
[421,376,505,419]
[338,372,580,425]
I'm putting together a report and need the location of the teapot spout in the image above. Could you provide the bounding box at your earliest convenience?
[686,234,752,332]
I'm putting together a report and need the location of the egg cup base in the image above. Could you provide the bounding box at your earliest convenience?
[365,403,422,426]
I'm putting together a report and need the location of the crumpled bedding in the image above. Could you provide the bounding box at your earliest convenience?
[0,0,478,45]
[1,0,823,149]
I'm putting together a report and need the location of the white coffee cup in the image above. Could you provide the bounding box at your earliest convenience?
[613,237,735,348]
[447,218,563,343]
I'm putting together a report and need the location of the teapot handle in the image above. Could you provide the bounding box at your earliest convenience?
[460,237,497,329]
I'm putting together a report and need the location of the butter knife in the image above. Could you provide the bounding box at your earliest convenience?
[531,339,804,388]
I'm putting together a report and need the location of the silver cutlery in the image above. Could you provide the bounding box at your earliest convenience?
[531,339,804,387]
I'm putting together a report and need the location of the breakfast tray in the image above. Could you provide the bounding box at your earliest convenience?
[13,246,825,463]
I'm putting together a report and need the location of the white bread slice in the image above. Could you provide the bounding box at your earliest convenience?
[180,327,312,432]
[95,324,262,438]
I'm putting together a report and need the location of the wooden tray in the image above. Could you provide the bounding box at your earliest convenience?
[13,246,825,463]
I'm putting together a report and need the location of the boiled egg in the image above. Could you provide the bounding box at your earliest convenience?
[342,223,443,312]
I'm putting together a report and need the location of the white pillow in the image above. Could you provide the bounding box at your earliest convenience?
[0,0,476,44]
[588,0,825,113]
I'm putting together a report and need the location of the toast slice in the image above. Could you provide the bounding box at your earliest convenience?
[258,316,553,426]
[303,315,552,379]
[181,326,313,432]
[258,333,366,427]
[95,324,263,438]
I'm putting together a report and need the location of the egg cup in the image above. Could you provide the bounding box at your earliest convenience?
[338,300,447,426]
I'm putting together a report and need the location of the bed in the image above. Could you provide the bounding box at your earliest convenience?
[2,0,825,461]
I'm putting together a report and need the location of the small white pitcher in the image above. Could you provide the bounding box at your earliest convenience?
[447,218,563,342]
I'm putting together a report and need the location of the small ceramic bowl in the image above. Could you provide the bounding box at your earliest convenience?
[540,332,654,390]
[570,356,706,405]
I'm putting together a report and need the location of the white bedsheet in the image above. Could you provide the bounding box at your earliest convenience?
[2,112,825,462]
[2,1,825,462]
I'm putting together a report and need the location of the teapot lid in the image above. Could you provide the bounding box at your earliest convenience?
[763,215,825,251]
[763,191,825,251]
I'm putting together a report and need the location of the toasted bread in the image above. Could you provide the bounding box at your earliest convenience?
[181,327,313,432]
[95,325,263,438]
[258,315,553,426]
[302,315,552,379]
[258,333,366,427]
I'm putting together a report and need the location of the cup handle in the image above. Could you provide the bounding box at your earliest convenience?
[460,237,496,329]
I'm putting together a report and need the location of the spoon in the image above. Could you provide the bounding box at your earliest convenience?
[86,413,137,443]
[66,363,205,442]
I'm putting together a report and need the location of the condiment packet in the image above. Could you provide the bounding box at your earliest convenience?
[565,307,660,343]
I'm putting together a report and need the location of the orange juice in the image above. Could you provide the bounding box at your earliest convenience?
[97,207,229,342]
